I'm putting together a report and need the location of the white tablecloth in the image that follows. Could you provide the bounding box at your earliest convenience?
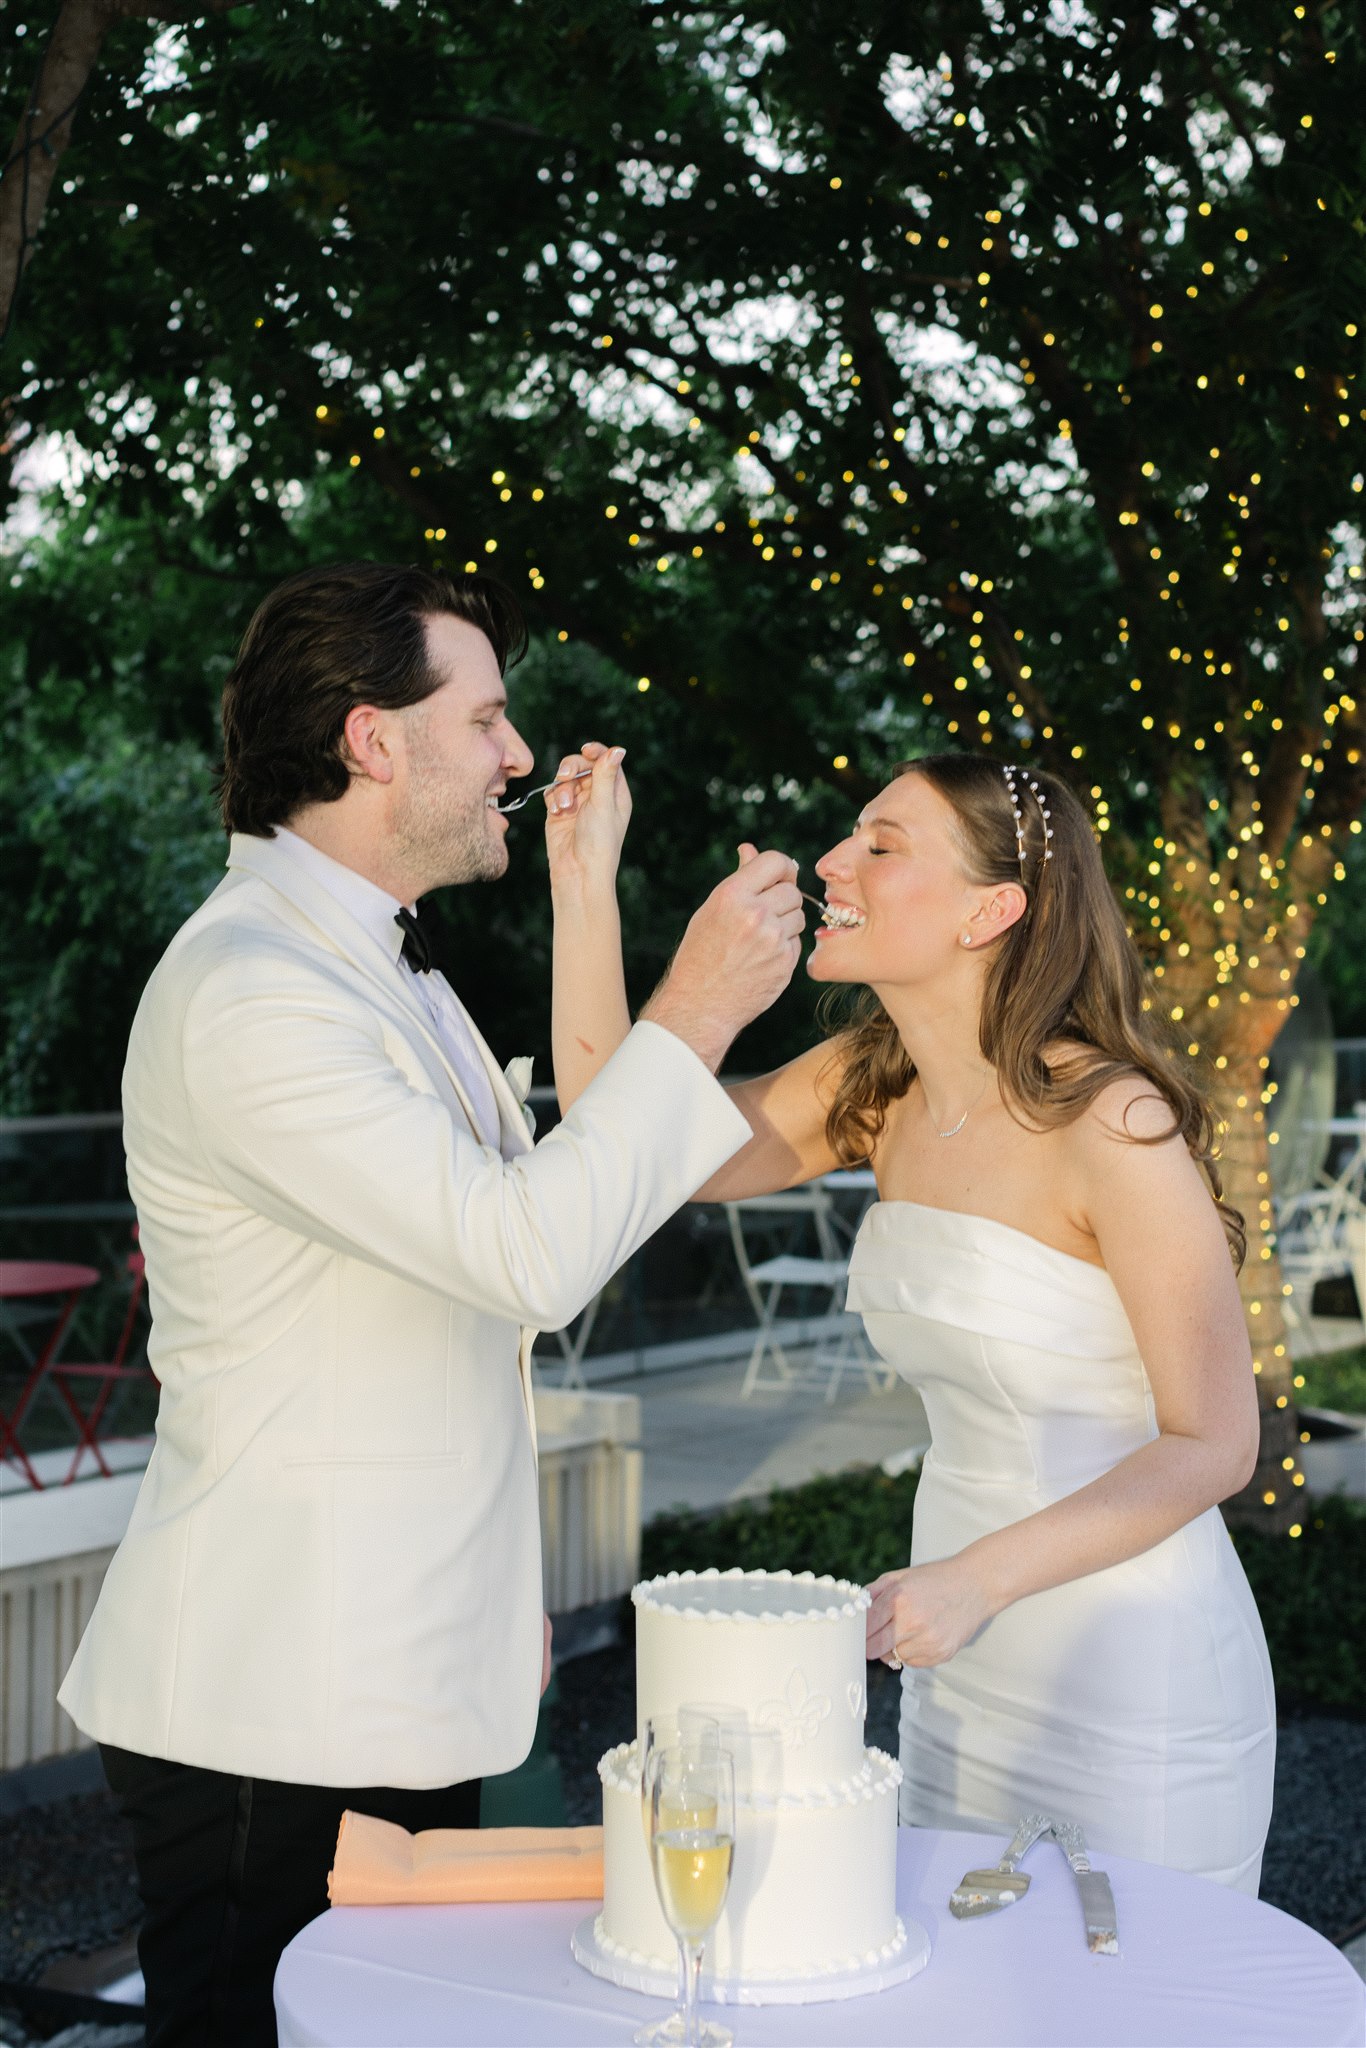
[275,1826,1365,2047]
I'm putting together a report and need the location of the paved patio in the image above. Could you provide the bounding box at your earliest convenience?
[612,1345,931,1522]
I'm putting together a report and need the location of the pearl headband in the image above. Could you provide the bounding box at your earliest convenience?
[1002,764,1053,876]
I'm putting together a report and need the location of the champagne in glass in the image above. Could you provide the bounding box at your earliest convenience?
[639,1711,719,1845]
[653,1829,733,1940]
[634,1743,735,2048]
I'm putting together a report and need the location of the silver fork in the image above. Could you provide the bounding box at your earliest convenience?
[494,767,593,814]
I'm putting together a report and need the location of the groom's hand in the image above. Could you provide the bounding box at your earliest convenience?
[641,843,805,1072]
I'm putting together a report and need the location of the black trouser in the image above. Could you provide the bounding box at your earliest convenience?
[101,1744,481,2048]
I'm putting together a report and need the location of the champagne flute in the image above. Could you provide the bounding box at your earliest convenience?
[639,1712,719,1845]
[635,1742,735,2048]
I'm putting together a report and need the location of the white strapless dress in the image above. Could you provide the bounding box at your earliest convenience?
[846,1201,1276,1895]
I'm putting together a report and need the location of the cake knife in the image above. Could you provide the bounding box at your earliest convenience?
[1050,1820,1119,1955]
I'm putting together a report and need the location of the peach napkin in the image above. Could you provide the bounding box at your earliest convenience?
[327,1811,605,1906]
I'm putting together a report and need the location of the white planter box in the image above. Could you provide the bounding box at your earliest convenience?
[533,1386,642,1614]
[1,1461,148,1771]
[1,1545,115,1771]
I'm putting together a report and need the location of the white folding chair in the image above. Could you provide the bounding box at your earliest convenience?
[724,1190,888,1401]
[816,1166,881,1252]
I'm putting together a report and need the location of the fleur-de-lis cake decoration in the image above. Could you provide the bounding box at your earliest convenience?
[756,1667,833,1751]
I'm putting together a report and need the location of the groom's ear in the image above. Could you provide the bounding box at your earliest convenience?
[340,704,396,785]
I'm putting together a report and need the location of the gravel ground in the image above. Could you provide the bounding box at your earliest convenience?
[1,1658,1361,2041]
[0,2026,141,2048]
[0,1792,141,1991]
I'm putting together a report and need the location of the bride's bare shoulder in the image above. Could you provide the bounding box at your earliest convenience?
[1042,1039,1183,1155]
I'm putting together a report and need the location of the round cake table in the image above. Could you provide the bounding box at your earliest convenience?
[274,1826,1364,2047]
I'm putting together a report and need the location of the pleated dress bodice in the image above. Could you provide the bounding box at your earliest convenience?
[848,1199,1158,1513]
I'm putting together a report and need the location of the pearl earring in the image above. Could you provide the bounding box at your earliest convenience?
[961,934,972,947]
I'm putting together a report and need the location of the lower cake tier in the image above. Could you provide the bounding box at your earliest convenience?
[597,1738,905,1987]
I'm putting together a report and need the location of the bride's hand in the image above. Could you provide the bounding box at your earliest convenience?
[865,1558,992,1669]
[544,741,631,893]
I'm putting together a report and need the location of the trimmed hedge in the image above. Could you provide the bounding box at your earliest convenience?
[642,1468,1366,1716]
[644,1467,922,1586]
[1296,1343,1366,1418]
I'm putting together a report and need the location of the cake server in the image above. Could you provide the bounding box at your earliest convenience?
[1050,1820,1119,1955]
[948,1813,1052,1918]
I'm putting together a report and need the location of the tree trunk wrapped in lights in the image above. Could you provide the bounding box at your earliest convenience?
[1212,1051,1302,1533]
[1157,825,1353,1528]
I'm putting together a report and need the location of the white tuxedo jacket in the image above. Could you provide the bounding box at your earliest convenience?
[58,834,750,1788]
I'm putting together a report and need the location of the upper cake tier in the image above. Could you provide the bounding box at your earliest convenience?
[633,1567,870,1794]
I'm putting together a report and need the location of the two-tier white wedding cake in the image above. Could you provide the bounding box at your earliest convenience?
[571,1567,930,2006]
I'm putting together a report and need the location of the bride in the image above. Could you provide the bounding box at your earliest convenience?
[547,744,1275,1896]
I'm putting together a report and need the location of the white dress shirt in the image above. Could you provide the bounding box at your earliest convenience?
[273,828,500,1145]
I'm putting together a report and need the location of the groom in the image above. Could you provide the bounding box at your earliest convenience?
[58,561,802,2046]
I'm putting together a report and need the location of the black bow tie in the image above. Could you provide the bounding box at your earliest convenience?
[395,905,439,975]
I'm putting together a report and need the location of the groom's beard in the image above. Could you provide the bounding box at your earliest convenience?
[394,725,507,889]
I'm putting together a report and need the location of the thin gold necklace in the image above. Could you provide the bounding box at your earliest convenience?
[926,1072,990,1139]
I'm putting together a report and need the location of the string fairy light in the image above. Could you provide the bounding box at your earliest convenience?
[330,133,1354,1538]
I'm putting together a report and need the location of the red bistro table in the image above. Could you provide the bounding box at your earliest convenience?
[0,1261,100,1490]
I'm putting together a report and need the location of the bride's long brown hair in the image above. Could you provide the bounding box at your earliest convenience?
[821,754,1245,1265]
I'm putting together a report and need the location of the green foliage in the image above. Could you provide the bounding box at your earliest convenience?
[6,0,1362,803]
[643,1464,1366,1714]
[1231,1494,1366,1714]
[1296,1344,1366,1417]
[1306,835,1366,1034]
[644,1466,923,1584]
[0,495,855,1107]
[4,0,1365,1100]
[0,661,222,1112]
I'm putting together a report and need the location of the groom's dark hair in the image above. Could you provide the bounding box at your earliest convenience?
[218,561,528,837]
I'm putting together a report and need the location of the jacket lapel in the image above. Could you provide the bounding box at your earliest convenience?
[456,1003,534,1161]
[224,836,494,1147]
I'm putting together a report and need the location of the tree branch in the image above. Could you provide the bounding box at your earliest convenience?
[1,0,242,347]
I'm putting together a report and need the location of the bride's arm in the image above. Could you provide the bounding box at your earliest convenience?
[547,760,845,1180]
[545,744,633,1113]
[866,1080,1261,1667]
[691,1041,849,1200]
